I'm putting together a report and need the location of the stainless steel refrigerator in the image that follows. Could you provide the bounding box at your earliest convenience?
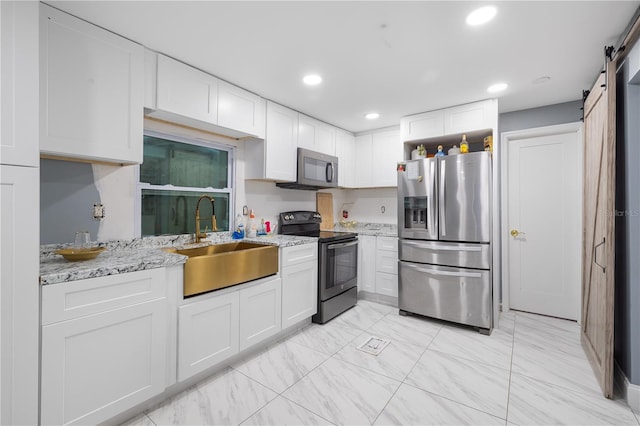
[397,151,492,333]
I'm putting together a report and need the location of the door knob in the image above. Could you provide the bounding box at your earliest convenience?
[510,229,526,237]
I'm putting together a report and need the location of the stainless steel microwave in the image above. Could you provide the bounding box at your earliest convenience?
[276,148,338,190]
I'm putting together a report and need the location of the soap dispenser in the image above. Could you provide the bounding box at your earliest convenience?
[247,210,257,238]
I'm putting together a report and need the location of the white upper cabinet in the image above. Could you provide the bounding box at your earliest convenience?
[217,80,265,139]
[143,48,157,111]
[245,101,298,181]
[354,133,373,187]
[335,129,355,188]
[400,99,497,143]
[400,110,444,143]
[354,127,401,188]
[371,127,401,187]
[39,4,144,164]
[298,114,336,155]
[155,54,218,124]
[1,1,39,167]
[443,100,497,135]
[148,53,266,139]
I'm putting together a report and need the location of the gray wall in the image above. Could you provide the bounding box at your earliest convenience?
[499,100,583,134]
[40,159,100,244]
[615,58,640,386]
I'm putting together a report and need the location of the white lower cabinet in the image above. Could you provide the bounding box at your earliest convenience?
[357,235,376,292]
[178,275,284,380]
[41,274,168,426]
[359,235,398,299]
[375,237,398,298]
[281,244,318,329]
[239,277,282,350]
[178,290,239,381]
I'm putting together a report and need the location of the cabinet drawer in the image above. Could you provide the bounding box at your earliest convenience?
[281,243,318,267]
[376,236,398,252]
[42,269,166,325]
[376,250,398,274]
[375,271,398,298]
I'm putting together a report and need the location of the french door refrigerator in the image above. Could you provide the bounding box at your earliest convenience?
[397,151,492,333]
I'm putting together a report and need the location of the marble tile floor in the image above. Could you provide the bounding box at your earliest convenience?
[123,300,639,426]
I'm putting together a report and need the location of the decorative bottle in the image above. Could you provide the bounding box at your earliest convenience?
[460,134,469,154]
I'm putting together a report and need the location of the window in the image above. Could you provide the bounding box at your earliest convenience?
[138,131,233,236]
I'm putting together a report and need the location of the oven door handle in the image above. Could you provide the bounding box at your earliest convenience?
[327,240,358,250]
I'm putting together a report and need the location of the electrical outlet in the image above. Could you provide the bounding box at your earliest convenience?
[93,203,105,220]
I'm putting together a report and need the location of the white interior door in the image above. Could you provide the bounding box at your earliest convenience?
[504,123,582,320]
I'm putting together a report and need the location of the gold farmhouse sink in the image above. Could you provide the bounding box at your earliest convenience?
[166,242,279,297]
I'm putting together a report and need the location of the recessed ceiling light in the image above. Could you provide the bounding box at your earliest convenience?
[466,6,497,26]
[365,112,380,120]
[303,74,322,85]
[487,82,508,93]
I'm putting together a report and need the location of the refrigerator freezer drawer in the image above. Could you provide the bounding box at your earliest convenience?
[398,261,492,329]
[399,240,491,269]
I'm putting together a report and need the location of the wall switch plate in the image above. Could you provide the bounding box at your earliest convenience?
[93,203,105,220]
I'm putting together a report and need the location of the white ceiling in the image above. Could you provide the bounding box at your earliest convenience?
[48,1,639,133]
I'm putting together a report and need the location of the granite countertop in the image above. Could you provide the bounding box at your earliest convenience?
[40,233,317,286]
[334,222,398,237]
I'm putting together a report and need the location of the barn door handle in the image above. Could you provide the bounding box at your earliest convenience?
[594,237,606,273]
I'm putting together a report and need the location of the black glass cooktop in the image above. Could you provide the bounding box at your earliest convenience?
[279,211,357,242]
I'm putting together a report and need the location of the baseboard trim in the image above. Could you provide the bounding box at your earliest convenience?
[615,362,640,411]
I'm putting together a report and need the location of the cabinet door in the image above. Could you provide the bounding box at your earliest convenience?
[217,80,265,138]
[178,291,239,381]
[282,260,318,329]
[156,54,218,125]
[400,110,444,142]
[443,100,496,135]
[265,101,298,181]
[297,114,316,151]
[1,1,38,167]
[40,4,144,164]
[0,165,39,426]
[316,121,336,155]
[239,278,282,351]
[371,128,402,187]
[357,235,376,292]
[376,249,398,275]
[354,134,373,188]
[335,129,355,188]
[41,298,167,426]
[143,49,157,111]
[375,271,398,298]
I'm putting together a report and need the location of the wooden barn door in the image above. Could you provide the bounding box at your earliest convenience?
[581,61,616,398]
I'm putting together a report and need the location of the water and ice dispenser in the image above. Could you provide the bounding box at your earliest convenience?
[403,197,428,229]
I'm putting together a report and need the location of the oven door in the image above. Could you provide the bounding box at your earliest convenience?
[319,238,358,301]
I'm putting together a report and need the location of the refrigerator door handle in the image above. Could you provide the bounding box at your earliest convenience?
[403,262,482,278]
[440,160,446,237]
[430,160,437,238]
[403,241,482,252]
